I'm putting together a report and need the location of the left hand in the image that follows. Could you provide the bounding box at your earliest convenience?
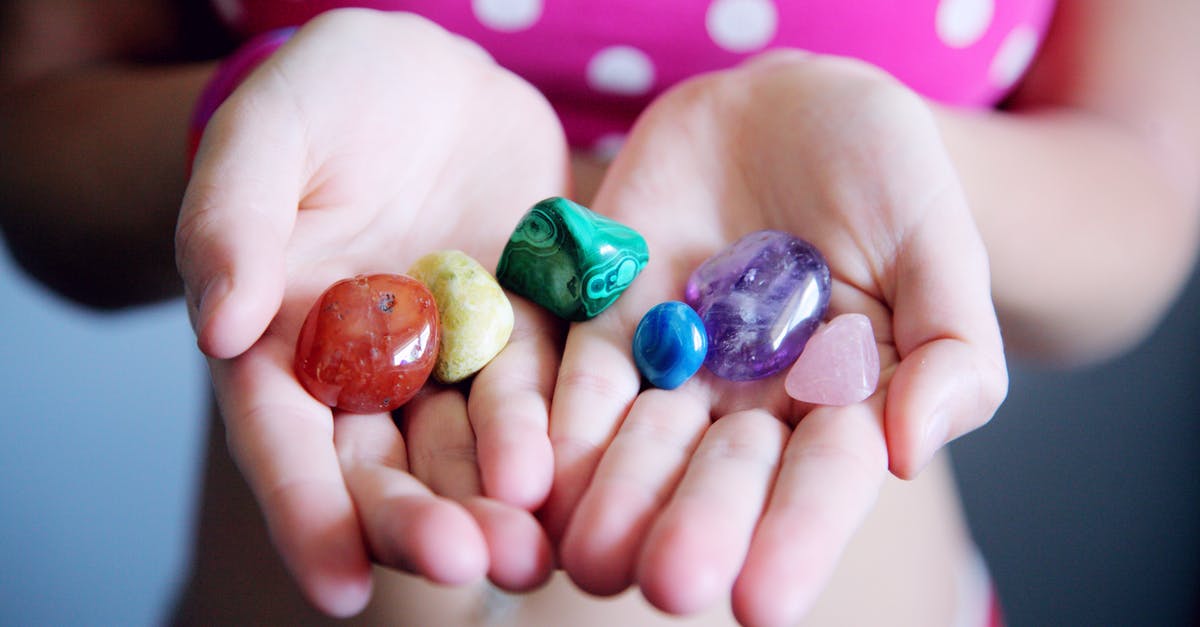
[541,52,1007,626]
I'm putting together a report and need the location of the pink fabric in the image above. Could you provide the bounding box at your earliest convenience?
[211,0,1055,149]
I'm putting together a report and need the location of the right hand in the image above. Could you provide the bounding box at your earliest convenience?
[175,9,568,616]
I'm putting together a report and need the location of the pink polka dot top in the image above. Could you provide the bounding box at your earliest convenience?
[212,0,1056,150]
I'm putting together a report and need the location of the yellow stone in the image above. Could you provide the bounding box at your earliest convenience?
[408,250,514,383]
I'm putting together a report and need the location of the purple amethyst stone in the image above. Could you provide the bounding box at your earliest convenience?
[685,230,831,381]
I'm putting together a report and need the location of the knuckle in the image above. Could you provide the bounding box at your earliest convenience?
[788,437,886,486]
[306,7,425,36]
[620,409,697,448]
[557,367,634,402]
[549,432,605,463]
[696,412,787,465]
[336,420,408,471]
[313,9,490,64]
[646,73,725,126]
[222,402,334,496]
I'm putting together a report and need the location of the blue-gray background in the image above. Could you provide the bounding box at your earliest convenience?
[0,242,205,626]
[1,234,1197,626]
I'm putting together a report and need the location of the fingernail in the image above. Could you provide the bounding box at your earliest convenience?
[311,535,373,618]
[193,275,232,357]
[916,411,950,473]
[318,575,372,618]
[195,274,231,329]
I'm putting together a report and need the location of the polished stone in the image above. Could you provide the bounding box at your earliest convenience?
[785,313,880,406]
[496,196,649,321]
[409,250,514,383]
[686,230,831,381]
[633,301,708,390]
[294,274,439,413]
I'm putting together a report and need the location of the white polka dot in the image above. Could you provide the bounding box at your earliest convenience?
[472,0,543,32]
[587,46,656,96]
[592,133,627,162]
[212,0,245,26]
[936,0,994,48]
[989,25,1039,88]
[706,0,779,53]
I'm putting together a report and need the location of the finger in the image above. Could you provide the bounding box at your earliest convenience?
[335,410,489,585]
[887,337,1007,477]
[541,315,642,543]
[462,497,556,592]
[213,335,371,617]
[406,384,554,591]
[731,399,888,627]
[887,194,1008,478]
[176,85,306,360]
[559,387,710,596]
[636,410,789,616]
[468,299,562,509]
[406,387,480,500]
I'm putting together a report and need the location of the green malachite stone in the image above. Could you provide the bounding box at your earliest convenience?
[496,197,649,321]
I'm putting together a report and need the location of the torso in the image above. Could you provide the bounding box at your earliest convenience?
[212,0,1055,148]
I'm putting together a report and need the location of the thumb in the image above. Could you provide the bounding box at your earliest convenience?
[176,91,304,359]
[885,191,1008,478]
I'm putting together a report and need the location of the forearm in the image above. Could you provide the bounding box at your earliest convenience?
[0,63,213,307]
[931,0,1200,365]
[936,105,1200,365]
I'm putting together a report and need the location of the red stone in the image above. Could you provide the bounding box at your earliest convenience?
[295,274,439,413]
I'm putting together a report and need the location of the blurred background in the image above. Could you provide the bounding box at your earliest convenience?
[0,241,206,625]
[1,233,1197,625]
[953,263,1200,625]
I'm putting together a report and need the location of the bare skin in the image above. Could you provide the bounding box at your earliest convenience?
[2,2,1198,625]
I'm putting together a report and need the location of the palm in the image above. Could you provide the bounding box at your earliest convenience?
[178,11,569,614]
[545,54,1005,626]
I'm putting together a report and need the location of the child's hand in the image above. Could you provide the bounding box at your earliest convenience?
[175,10,567,615]
[543,52,1007,626]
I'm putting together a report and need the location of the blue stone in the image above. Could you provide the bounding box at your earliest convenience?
[632,301,708,390]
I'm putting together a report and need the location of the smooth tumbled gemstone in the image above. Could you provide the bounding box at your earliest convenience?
[785,313,880,406]
[632,301,708,390]
[295,274,439,413]
[686,230,831,381]
[496,196,649,321]
[408,250,514,383]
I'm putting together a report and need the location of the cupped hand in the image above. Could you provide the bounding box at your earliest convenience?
[544,52,1007,626]
[175,9,567,616]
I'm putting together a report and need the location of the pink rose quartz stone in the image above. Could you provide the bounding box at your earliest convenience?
[784,313,880,406]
